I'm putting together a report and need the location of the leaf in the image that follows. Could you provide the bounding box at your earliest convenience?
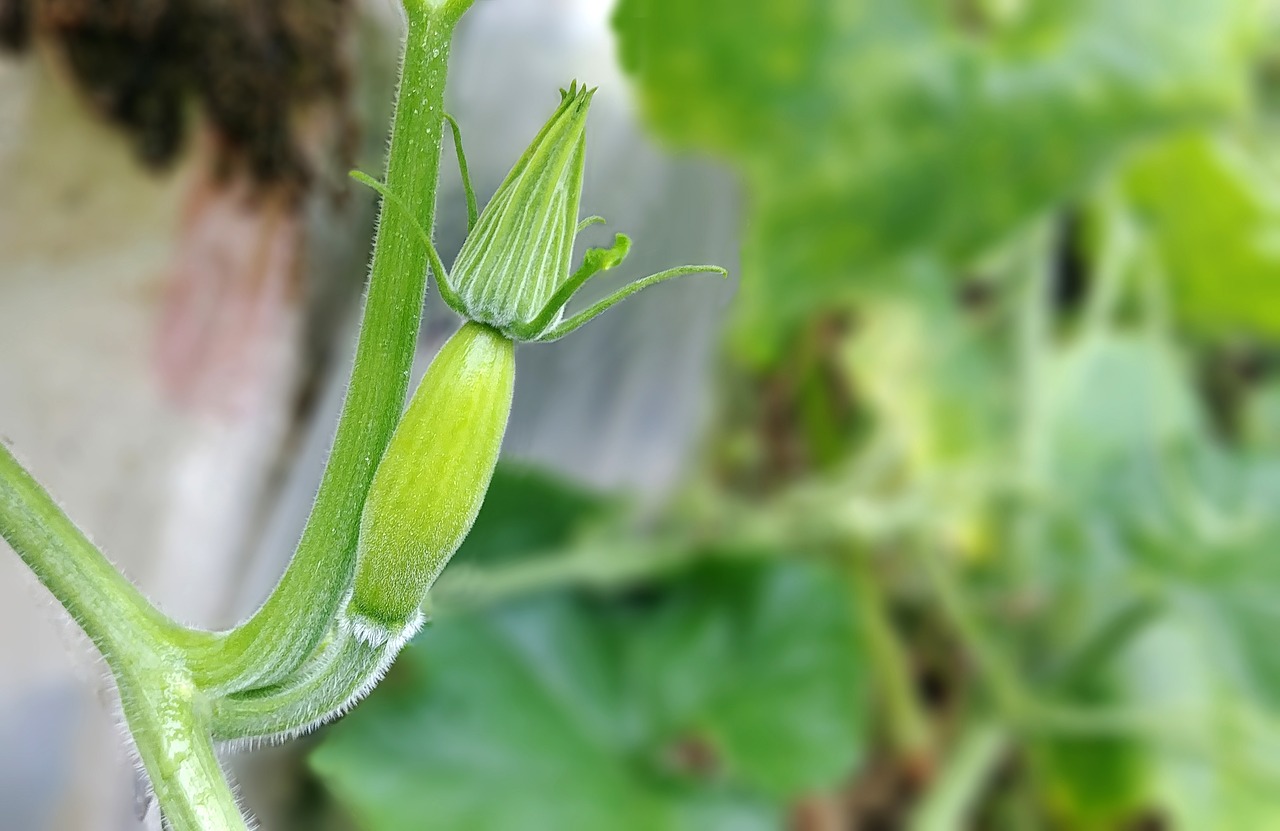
[614,0,1256,362]
[1043,333,1203,496]
[1028,332,1280,827]
[1120,615,1280,831]
[1035,679,1151,830]
[312,562,867,831]
[450,464,611,568]
[1121,133,1280,339]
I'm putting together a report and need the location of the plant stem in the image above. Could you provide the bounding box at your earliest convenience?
[910,721,1007,831]
[118,658,249,831]
[182,2,472,691]
[1012,223,1053,584]
[0,442,181,657]
[916,544,1027,719]
[844,548,932,759]
[0,444,246,828]
[209,631,391,743]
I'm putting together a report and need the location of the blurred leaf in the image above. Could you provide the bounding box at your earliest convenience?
[1027,329,1280,827]
[614,0,1255,362]
[313,563,867,831]
[1035,675,1151,829]
[1044,333,1203,495]
[1122,133,1280,339]
[451,464,611,568]
[1122,616,1280,831]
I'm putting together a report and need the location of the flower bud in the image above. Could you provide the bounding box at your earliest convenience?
[442,83,593,339]
[352,83,726,345]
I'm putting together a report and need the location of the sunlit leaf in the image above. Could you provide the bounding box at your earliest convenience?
[1122,133,1280,339]
[615,0,1256,362]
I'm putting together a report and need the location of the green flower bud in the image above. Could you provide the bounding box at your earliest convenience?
[339,82,727,644]
[442,84,593,337]
[353,82,726,345]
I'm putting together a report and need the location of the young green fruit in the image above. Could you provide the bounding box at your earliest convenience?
[344,83,726,644]
[346,321,514,643]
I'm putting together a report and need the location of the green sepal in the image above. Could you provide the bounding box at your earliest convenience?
[349,170,469,318]
[512,232,633,340]
[534,264,728,342]
[445,83,594,333]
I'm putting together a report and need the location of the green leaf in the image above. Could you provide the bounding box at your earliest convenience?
[1035,675,1151,829]
[1043,333,1204,495]
[1028,331,1280,828]
[451,464,611,568]
[311,562,867,830]
[614,0,1256,362]
[1121,133,1280,339]
[1122,616,1280,831]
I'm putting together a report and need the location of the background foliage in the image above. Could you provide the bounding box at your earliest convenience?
[314,1,1280,828]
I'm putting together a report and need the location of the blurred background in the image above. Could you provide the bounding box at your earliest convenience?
[2,0,1279,829]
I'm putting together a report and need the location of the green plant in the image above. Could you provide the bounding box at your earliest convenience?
[307,2,1280,830]
[0,1,723,827]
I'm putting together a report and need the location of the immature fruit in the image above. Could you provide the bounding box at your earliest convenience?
[343,83,725,643]
[347,321,514,643]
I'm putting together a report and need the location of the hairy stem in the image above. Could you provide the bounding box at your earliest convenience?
[209,629,394,744]
[1,1,479,825]
[0,442,181,657]
[118,658,248,831]
[0,444,246,828]
[182,2,472,691]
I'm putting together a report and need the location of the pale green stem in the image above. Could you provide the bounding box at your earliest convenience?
[181,1,474,692]
[1,0,477,823]
[1012,223,1053,583]
[1081,188,1134,336]
[0,443,247,829]
[0,442,181,657]
[911,722,1007,831]
[118,658,248,831]
[209,630,391,743]
[844,548,932,759]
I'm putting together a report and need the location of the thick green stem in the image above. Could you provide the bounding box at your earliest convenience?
[0,443,246,828]
[0,443,181,656]
[118,658,248,831]
[182,3,470,691]
[2,1,478,824]
[209,630,391,743]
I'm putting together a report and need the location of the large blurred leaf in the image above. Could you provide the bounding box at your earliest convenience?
[1121,133,1280,339]
[1122,615,1280,831]
[312,562,867,831]
[1044,333,1203,494]
[1026,330,1280,827]
[614,0,1256,361]
[451,464,611,568]
[1035,673,1151,830]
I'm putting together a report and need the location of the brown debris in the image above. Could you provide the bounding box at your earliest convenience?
[2,0,354,196]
